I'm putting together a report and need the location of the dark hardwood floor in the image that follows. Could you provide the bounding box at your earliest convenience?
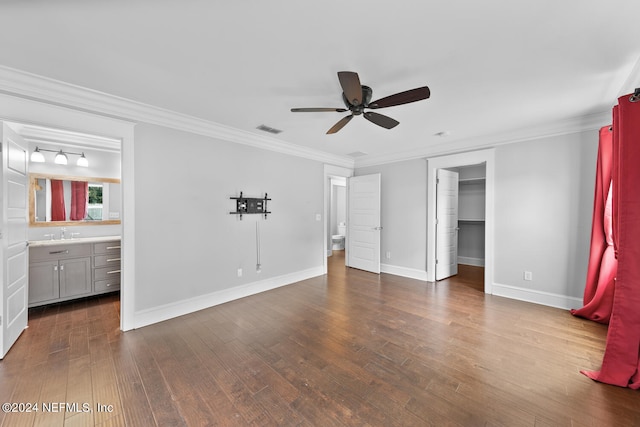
[1,251,638,426]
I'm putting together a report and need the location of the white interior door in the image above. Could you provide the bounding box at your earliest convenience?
[435,169,459,280]
[347,173,381,274]
[1,123,29,359]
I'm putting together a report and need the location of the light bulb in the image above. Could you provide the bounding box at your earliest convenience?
[31,147,45,163]
[54,150,68,165]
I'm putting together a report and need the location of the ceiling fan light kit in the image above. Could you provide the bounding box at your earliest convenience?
[291,71,430,134]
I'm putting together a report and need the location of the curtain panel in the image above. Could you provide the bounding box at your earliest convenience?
[570,127,617,323]
[50,179,66,221]
[70,181,88,221]
[579,92,640,389]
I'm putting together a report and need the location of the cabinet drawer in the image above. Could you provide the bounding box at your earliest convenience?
[94,254,122,268]
[93,241,121,255]
[94,265,121,281]
[30,243,91,261]
[94,279,120,293]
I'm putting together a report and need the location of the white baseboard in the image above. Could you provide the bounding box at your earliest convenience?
[491,282,582,310]
[458,256,485,267]
[381,263,428,281]
[133,266,325,329]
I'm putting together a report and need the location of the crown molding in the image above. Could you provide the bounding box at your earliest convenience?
[354,109,611,168]
[9,122,122,153]
[0,65,354,168]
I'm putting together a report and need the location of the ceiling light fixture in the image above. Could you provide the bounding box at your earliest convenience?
[30,146,89,167]
[30,147,45,163]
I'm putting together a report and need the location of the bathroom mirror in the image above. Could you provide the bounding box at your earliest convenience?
[29,173,121,227]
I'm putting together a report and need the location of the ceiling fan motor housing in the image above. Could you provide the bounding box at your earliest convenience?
[343,85,373,114]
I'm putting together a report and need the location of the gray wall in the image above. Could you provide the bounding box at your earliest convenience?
[133,124,325,312]
[355,129,597,302]
[494,130,596,298]
[356,158,427,271]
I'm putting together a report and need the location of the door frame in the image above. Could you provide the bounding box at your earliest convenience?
[426,149,494,293]
[323,164,354,274]
[0,93,136,331]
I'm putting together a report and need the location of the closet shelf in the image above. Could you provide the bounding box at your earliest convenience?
[459,218,485,223]
[459,177,486,184]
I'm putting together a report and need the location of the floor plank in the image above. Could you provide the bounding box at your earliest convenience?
[1,251,639,426]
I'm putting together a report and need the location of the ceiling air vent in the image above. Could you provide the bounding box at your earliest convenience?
[256,124,283,135]
[347,151,368,158]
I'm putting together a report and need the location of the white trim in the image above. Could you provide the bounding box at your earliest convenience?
[492,282,582,311]
[381,263,428,281]
[132,266,324,329]
[426,148,495,294]
[0,65,353,168]
[458,256,485,267]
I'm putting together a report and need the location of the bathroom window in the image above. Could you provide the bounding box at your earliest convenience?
[87,183,103,220]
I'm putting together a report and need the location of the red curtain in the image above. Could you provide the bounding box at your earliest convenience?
[70,181,88,220]
[570,127,617,323]
[581,93,640,389]
[50,179,66,221]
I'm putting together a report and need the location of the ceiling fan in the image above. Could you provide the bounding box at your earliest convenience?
[291,71,430,134]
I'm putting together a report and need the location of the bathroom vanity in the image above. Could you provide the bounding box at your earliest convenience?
[28,236,121,307]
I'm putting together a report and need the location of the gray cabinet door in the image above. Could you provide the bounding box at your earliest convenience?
[29,260,60,305]
[59,257,91,298]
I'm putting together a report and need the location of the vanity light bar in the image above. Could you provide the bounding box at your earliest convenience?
[31,146,89,167]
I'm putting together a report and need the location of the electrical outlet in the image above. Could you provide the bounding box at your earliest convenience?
[386,251,391,259]
[524,271,533,281]
[237,268,243,277]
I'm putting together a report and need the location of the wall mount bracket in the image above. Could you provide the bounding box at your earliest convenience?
[230,192,271,219]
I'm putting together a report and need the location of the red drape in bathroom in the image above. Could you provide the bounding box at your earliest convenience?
[50,179,66,221]
[70,180,88,220]
[570,127,617,323]
[580,92,640,389]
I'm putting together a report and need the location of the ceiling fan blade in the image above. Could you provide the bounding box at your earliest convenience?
[368,86,430,109]
[291,107,348,112]
[337,71,362,106]
[326,115,354,134]
[363,111,399,129]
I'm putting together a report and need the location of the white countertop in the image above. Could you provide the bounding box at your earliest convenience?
[29,235,121,248]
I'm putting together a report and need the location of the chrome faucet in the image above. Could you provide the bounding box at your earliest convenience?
[60,227,66,240]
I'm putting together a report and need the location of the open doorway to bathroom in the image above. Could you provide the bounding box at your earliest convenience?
[328,177,347,260]
[323,165,354,273]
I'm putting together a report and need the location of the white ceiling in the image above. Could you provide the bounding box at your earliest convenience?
[2,0,640,165]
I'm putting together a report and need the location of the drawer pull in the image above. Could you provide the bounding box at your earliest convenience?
[107,258,121,262]
[106,246,121,250]
[49,250,69,255]
[107,270,121,275]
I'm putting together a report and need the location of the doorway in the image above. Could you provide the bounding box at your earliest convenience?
[437,163,486,285]
[328,177,347,259]
[427,149,495,293]
[323,164,353,274]
[0,93,134,351]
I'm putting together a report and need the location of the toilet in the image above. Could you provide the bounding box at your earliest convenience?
[332,222,346,250]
